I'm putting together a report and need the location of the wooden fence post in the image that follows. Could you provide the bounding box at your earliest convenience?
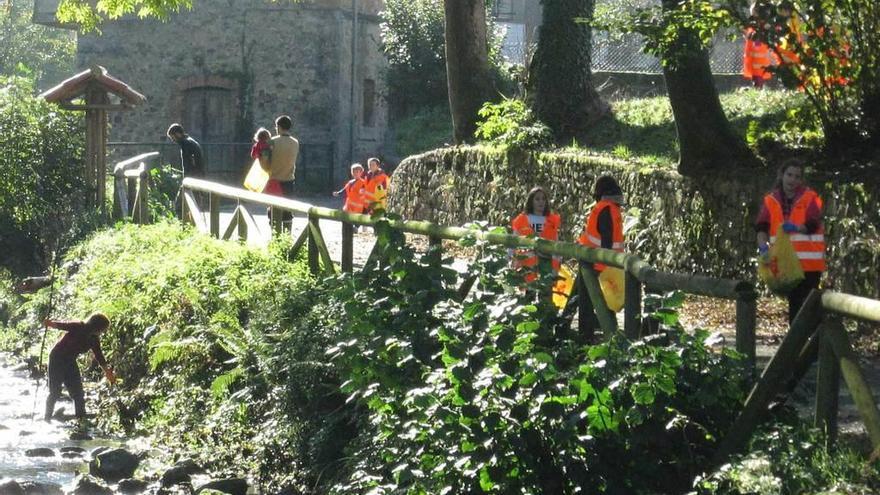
[136,171,150,224]
[624,269,641,339]
[579,265,618,337]
[815,323,840,450]
[736,289,758,367]
[209,193,220,238]
[826,321,880,452]
[712,290,824,468]
[342,221,354,273]
[308,212,320,275]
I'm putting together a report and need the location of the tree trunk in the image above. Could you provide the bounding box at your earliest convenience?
[527,0,608,142]
[660,0,760,175]
[444,0,494,144]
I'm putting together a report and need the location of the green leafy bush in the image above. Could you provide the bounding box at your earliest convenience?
[329,221,750,493]
[695,424,880,494]
[475,97,553,149]
[0,76,87,274]
[3,221,357,489]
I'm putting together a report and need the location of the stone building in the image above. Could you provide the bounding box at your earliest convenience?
[34,0,389,190]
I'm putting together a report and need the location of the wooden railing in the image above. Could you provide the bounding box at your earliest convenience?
[713,290,880,466]
[177,177,758,361]
[111,152,159,224]
[115,176,880,464]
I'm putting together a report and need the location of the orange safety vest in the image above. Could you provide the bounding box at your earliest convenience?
[743,29,776,80]
[342,178,366,213]
[364,171,389,210]
[765,189,825,272]
[578,200,623,272]
[511,212,561,282]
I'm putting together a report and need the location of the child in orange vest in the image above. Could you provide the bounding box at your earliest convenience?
[510,186,561,283]
[363,158,389,213]
[755,158,824,323]
[333,163,366,214]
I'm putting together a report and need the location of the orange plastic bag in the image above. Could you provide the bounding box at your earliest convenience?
[757,231,805,294]
[598,267,625,312]
[552,264,575,310]
[243,159,269,192]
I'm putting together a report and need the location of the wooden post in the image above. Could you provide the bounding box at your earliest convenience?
[136,171,149,224]
[209,193,220,238]
[342,221,354,273]
[308,213,320,275]
[574,271,595,340]
[736,289,758,367]
[826,321,880,451]
[308,219,336,274]
[712,290,824,468]
[237,206,248,242]
[271,208,283,235]
[624,270,641,339]
[815,323,840,450]
[579,265,618,337]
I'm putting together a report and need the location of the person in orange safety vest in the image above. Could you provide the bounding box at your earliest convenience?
[755,158,825,323]
[578,175,624,273]
[333,163,366,214]
[510,187,561,283]
[743,2,778,88]
[364,157,389,213]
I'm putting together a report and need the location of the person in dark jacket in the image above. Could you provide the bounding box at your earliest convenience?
[166,123,205,178]
[43,313,116,422]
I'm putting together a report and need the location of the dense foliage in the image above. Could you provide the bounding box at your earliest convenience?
[0,1,75,89]
[599,0,880,162]
[380,0,449,118]
[1,220,876,493]
[328,222,750,493]
[475,97,552,150]
[0,76,88,274]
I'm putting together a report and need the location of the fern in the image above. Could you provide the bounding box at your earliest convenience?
[210,366,245,399]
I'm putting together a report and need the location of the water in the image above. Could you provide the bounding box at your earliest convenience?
[0,355,122,486]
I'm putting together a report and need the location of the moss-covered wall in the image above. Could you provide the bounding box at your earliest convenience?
[388,146,880,297]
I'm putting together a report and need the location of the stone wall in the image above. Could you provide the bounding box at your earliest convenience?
[76,0,389,188]
[388,146,880,297]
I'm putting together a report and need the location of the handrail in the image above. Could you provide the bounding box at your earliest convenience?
[821,291,880,323]
[182,178,753,302]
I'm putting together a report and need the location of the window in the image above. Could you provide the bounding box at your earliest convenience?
[362,79,376,128]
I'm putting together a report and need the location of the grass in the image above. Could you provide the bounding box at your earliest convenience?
[571,88,814,168]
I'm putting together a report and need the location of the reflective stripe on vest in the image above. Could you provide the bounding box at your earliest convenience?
[578,200,623,272]
[764,189,826,272]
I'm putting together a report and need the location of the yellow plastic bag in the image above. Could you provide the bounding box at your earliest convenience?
[757,231,805,294]
[598,267,625,312]
[243,159,269,192]
[552,264,575,309]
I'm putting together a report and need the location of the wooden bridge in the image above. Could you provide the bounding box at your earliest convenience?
[113,153,880,467]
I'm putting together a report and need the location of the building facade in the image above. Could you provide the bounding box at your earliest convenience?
[35,0,389,190]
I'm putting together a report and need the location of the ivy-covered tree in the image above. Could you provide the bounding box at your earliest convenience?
[527,0,609,142]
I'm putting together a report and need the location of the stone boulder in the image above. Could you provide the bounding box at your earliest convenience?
[69,475,112,495]
[88,448,140,482]
[0,479,24,495]
[159,466,191,487]
[117,478,149,494]
[24,448,54,457]
[194,479,248,495]
[18,481,63,495]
